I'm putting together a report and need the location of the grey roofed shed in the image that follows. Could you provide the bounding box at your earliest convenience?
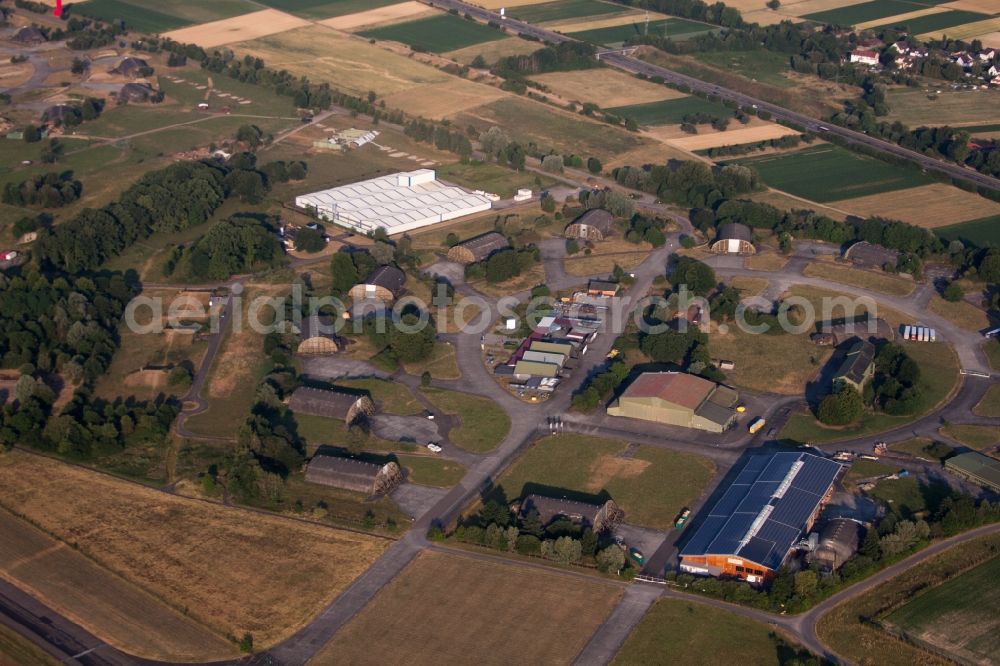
[305,455,403,496]
[843,241,900,269]
[119,82,155,102]
[809,518,860,571]
[518,494,625,533]
[288,386,374,425]
[359,265,405,295]
[565,208,614,240]
[447,232,509,264]
[718,222,752,241]
[13,26,46,44]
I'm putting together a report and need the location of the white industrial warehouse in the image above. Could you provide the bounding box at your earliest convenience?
[294,169,493,235]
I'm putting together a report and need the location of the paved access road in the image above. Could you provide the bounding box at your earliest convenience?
[421,0,1000,194]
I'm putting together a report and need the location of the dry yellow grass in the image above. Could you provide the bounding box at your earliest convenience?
[532,68,683,107]
[0,62,33,88]
[831,183,1000,228]
[729,275,769,297]
[739,7,799,25]
[543,9,667,31]
[446,36,542,65]
[803,261,915,297]
[233,26,451,97]
[744,252,789,272]
[749,188,850,221]
[943,0,1000,11]
[381,78,508,120]
[475,0,548,7]
[920,16,1000,41]
[564,238,652,277]
[161,9,308,48]
[0,507,235,662]
[320,1,433,30]
[666,122,800,151]
[972,30,1000,48]
[854,6,947,30]
[605,139,703,169]
[770,0,871,17]
[0,451,390,648]
[313,550,622,666]
[926,295,991,332]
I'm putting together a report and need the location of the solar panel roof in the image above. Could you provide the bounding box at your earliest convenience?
[680,452,843,570]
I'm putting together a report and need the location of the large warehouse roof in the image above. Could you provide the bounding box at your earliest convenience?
[681,452,842,571]
[619,372,716,410]
[294,169,492,236]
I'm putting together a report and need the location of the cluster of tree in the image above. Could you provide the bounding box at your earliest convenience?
[403,120,473,161]
[477,126,527,170]
[578,188,635,218]
[669,256,717,295]
[13,0,51,14]
[613,0,745,28]
[169,214,285,281]
[2,172,81,208]
[65,21,127,50]
[868,343,922,415]
[41,97,104,126]
[11,213,48,239]
[465,246,540,283]
[816,383,864,425]
[493,42,597,78]
[704,133,807,158]
[36,161,228,272]
[624,214,667,247]
[612,161,757,207]
[365,305,438,367]
[572,360,628,412]
[680,110,733,134]
[452,494,631,574]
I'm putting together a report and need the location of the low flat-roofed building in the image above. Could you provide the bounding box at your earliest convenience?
[288,386,374,426]
[521,349,566,367]
[348,265,406,303]
[446,232,509,264]
[513,360,560,379]
[680,451,843,583]
[294,169,492,236]
[588,280,620,297]
[529,340,575,356]
[305,455,403,496]
[945,452,1000,492]
[518,494,624,534]
[565,209,613,241]
[607,371,738,433]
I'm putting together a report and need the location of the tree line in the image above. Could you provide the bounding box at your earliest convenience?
[2,172,82,208]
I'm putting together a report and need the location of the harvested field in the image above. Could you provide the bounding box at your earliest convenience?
[803,0,926,25]
[570,17,714,46]
[0,507,235,661]
[510,0,629,24]
[887,86,1000,127]
[749,189,851,221]
[544,10,661,32]
[905,10,994,37]
[802,261,915,297]
[253,0,404,20]
[381,78,507,120]
[969,29,1000,46]
[358,14,507,53]
[313,550,622,666]
[233,26,450,97]
[531,68,684,107]
[943,0,1000,11]
[445,36,543,65]
[477,0,551,6]
[320,1,432,30]
[161,9,309,47]
[832,183,1000,228]
[666,123,800,151]
[0,451,389,649]
[856,5,948,29]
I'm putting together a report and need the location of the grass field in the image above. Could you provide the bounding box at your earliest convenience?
[802,262,915,296]
[396,454,465,487]
[437,161,558,199]
[885,556,1000,664]
[0,623,60,666]
[0,451,389,651]
[569,17,714,45]
[254,0,404,19]
[314,550,621,665]
[692,50,796,88]
[936,214,1000,248]
[832,183,1000,228]
[818,532,1000,666]
[607,96,730,126]
[419,387,511,452]
[886,86,1000,127]
[160,9,310,47]
[336,377,424,415]
[564,237,652,277]
[973,383,1000,417]
[400,340,461,379]
[531,68,684,107]
[926,294,990,332]
[940,423,999,451]
[511,0,628,23]
[887,436,935,458]
[358,14,506,53]
[493,434,715,530]
[709,321,831,395]
[613,598,814,665]
[733,145,934,203]
[445,35,544,65]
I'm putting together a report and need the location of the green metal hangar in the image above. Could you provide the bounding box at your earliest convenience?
[606,371,739,433]
[679,451,843,583]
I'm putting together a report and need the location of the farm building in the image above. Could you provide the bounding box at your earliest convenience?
[945,452,1000,493]
[710,223,756,255]
[843,241,900,269]
[831,337,875,392]
[297,314,340,355]
[807,519,861,572]
[607,372,739,433]
[518,495,625,534]
[679,451,843,583]
[110,57,148,78]
[12,26,46,44]
[118,82,156,103]
[314,128,379,151]
[294,169,493,236]
[305,455,403,496]
[565,209,614,241]
[288,387,374,427]
[447,232,509,264]
[348,265,406,303]
[588,280,620,297]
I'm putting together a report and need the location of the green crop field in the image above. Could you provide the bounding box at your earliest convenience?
[511,0,627,24]
[608,96,730,126]
[803,0,949,26]
[493,434,715,530]
[74,0,259,32]
[254,0,403,19]
[692,50,795,88]
[937,214,1000,248]
[358,14,506,53]
[878,9,992,33]
[733,145,933,202]
[885,556,1000,664]
[569,18,712,46]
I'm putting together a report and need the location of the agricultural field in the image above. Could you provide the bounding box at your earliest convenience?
[607,96,732,126]
[880,8,992,34]
[314,550,622,666]
[0,451,390,651]
[509,0,628,24]
[936,214,1000,248]
[445,36,544,65]
[358,14,507,53]
[254,0,406,20]
[692,50,796,88]
[884,556,1000,664]
[833,183,1000,228]
[380,78,507,120]
[420,387,511,452]
[803,0,950,26]
[802,261,915,297]
[665,122,801,151]
[318,1,432,30]
[886,86,1000,127]
[0,623,60,666]
[569,17,715,46]
[613,598,815,665]
[161,9,310,48]
[73,0,259,33]
[731,145,934,203]
[531,68,685,107]
[493,434,715,530]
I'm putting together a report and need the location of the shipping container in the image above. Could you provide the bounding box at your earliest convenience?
[903,325,912,340]
[748,417,766,434]
[930,329,936,342]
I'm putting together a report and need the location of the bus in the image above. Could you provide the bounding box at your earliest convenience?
[748,417,766,434]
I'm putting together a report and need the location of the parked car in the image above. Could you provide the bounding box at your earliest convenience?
[426,442,442,453]
[425,411,435,420]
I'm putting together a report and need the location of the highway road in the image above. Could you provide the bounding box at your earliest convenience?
[422,0,1000,193]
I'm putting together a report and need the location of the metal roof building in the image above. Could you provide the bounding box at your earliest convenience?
[288,387,374,426]
[607,371,739,433]
[945,452,1000,493]
[294,169,492,236]
[831,337,875,391]
[447,232,509,264]
[305,455,403,496]
[565,209,614,241]
[518,494,625,534]
[680,451,843,583]
[710,223,755,255]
